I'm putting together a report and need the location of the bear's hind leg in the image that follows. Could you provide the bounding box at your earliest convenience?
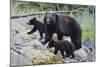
[71,36,82,50]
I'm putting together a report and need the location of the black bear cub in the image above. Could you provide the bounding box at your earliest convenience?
[27,17,45,40]
[47,40,75,59]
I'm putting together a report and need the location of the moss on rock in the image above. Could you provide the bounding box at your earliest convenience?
[29,50,64,65]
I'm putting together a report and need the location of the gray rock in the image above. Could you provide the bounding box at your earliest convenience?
[14,31,40,44]
[74,46,88,61]
[64,58,78,63]
[10,50,29,66]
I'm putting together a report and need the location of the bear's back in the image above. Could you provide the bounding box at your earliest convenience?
[54,40,75,51]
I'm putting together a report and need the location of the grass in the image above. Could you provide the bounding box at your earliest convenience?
[76,14,95,42]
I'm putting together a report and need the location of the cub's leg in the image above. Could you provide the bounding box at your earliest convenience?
[60,50,66,59]
[54,48,58,55]
[57,34,63,40]
[27,26,37,34]
[39,32,43,41]
[70,51,75,59]
[66,51,71,57]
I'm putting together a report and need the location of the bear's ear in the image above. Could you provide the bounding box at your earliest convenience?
[33,17,36,21]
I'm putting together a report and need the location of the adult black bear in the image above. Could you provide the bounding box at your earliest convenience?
[47,40,75,58]
[27,17,45,40]
[42,13,82,50]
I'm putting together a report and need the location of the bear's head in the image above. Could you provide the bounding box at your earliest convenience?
[44,13,57,27]
[47,40,55,48]
[27,17,37,25]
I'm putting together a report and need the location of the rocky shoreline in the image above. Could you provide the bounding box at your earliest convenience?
[10,18,95,66]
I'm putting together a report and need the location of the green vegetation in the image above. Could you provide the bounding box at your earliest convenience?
[11,0,95,42]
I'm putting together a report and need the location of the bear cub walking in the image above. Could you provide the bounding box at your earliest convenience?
[27,17,45,40]
[47,40,75,59]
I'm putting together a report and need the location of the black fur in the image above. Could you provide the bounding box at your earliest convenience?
[27,17,45,40]
[47,40,75,59]
[42,13,82,50]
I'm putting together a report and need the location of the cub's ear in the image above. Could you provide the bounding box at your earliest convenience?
[33,17,36,20]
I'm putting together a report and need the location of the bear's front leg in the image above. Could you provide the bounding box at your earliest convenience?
[39,32,43,41]
[60,50,66,59]
[27,31,33,34]
[41,33,53,44]
[27,26,37,34]
[54,48,58,55]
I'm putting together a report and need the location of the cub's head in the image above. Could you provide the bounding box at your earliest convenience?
[47,40,55,48]
[27,17,37,25]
